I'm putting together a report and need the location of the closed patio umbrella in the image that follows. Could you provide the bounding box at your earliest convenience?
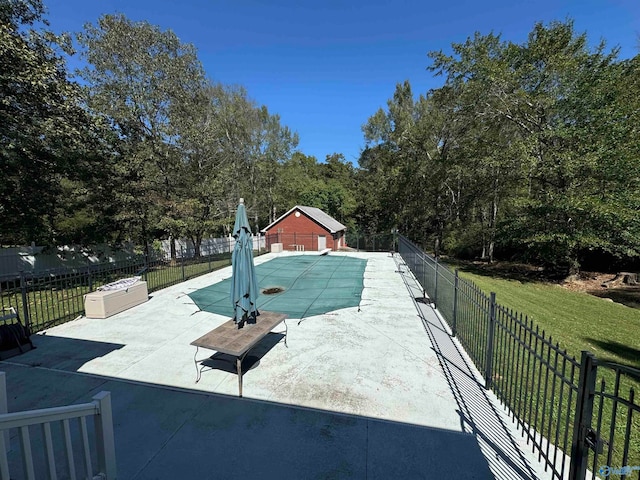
[230,198,259,327]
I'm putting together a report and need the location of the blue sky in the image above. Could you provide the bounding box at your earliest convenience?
[45,0,640,164]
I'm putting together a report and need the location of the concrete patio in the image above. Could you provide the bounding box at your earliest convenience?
[2,251,553,479]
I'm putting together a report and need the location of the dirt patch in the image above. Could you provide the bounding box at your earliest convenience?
[262,287,284,295]
[560,272,611,293]
[543,271,640,309]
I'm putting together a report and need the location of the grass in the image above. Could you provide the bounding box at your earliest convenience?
[457,270,640,369]
[1,254,234,332]
[456,268,640,471]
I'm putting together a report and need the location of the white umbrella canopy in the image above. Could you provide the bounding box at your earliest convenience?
[230,198,259,327]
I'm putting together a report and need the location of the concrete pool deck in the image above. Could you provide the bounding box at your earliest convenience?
[2,251,553,479]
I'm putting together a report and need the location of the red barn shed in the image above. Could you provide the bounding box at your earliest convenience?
[262,206,347,252]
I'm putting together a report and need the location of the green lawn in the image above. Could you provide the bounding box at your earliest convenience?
[457,269,640,470]
[1,255,233,332]
[458,270,640,369]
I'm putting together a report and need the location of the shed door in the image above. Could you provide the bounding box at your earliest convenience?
[317,235,326,251]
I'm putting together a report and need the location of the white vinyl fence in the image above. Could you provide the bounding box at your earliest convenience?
[160,235,266,259]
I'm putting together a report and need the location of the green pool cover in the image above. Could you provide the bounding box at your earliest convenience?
[188,255,368,320]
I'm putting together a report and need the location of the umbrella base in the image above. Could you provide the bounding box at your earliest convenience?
[235,310,260,329]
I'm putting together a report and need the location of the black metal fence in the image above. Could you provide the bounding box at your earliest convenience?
[0,245,237,334]
[578,358,640,480]
[345,232,395,252]
[0,231,387,334]
[398,235,640,480]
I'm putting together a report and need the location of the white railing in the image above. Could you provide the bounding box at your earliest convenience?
[0,372,116,479]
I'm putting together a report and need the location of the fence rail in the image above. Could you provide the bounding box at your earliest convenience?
[398,234,640,480]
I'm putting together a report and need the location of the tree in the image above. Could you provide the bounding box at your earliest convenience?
[0,0,111,245]
[276,152,322,214]
[319,153,357,225]
[359,20,640,272]
[360,81,418,235]
[78,14,206,253]
[176,83,258,255]
[248,107,298,227]
[490,21,636,271]
[427,34,527,260]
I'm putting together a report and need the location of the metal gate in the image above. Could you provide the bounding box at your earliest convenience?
[572,354,640,480]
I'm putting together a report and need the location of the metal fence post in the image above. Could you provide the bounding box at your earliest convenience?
[569,351,597,480]
[19,271,30,333]
[87,265,93,292]
[422,254,427,295]
[143,253,148,282]
[434,257,439,305]
[0,372,8,453]
[452,269,459,337]
[485,292,497,389]
[181,246,185,282]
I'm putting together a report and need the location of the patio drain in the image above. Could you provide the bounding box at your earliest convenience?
[262,287,284,295]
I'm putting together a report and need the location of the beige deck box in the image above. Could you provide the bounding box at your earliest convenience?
[84,281,148,319]
[270,242,283,253]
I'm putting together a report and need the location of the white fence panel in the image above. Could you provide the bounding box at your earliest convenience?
[0,374,116,480]
[160,235,266,258]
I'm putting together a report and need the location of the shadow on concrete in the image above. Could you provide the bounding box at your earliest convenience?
[395,255,543,480]
[2,330,493,480]
[13,333,124,372]
[201,352,260,374]
[198,333,285,375]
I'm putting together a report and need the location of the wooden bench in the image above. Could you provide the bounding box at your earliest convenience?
[190,311,288,397]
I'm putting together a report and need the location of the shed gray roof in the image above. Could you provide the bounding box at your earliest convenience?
[262,205,347,234]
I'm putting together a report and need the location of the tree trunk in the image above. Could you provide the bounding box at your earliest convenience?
[170,236,176,260]
[169,236,177,266]
[601,272,638,288]
[488,193,497,264]
[194,235,202,257]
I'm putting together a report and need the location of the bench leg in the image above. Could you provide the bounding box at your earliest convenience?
[194,347,202,383]
[237,357,243,397]
[283,319,288,347]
